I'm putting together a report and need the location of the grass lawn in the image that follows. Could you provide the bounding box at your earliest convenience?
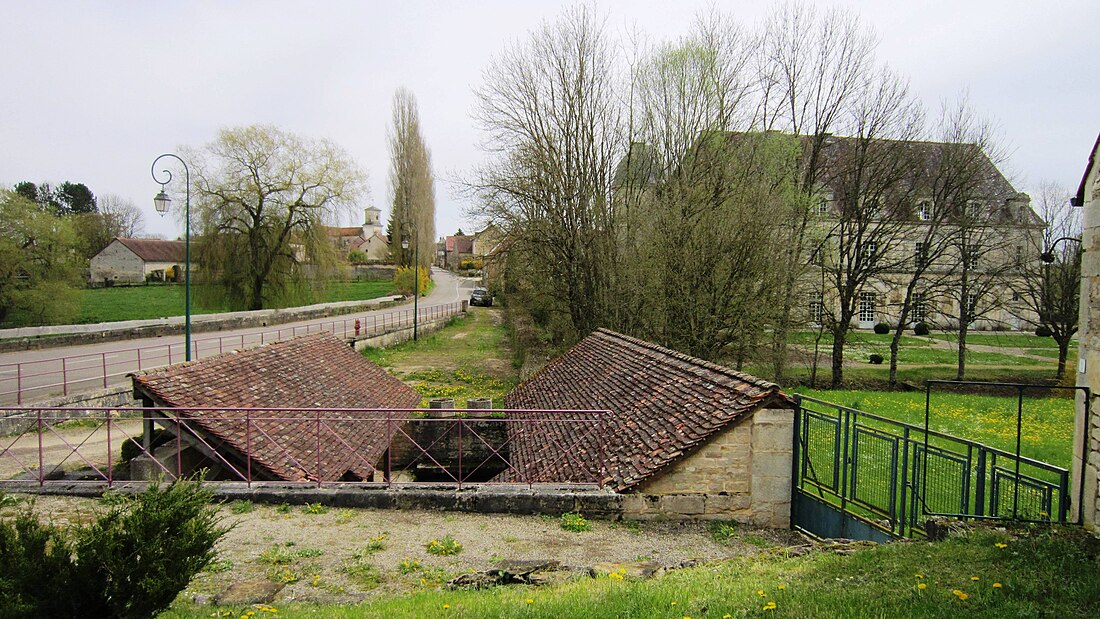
[70,280,395,324]
[161,526,1099,618]
[361,307,517,408]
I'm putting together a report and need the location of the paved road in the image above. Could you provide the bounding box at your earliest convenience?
[0,270,476,406]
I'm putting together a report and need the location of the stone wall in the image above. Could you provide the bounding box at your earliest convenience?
[0,386,139,435]
[1073,144,1100,530]
[89,241,145,284]
[625,406,793,527]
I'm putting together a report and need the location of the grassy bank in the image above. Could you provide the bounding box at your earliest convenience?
[161,525,1099,618]
[362,307,517,408]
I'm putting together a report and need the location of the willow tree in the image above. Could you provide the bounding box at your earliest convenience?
[387,88,436,269]
[189,125,364,311]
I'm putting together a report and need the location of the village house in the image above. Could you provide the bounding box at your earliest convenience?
[89,237,188,285]
[326,206,390,262]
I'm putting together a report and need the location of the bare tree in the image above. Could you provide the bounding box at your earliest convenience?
[98,194,145,238]
[189,125,364,311]
[1012,181,1081,379]
[387,88,436,270]
[755,3,879,382]
[817,67,924,388]
[472,6,622,339]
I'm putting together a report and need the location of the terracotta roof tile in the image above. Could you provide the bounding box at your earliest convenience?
[500,329,793,490]
[132,333,420,482]
[115,237,186,262]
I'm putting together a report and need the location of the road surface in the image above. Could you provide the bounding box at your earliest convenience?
[0,270,476,406]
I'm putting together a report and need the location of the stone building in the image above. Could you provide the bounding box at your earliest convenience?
[89,237,187,284]
[1073,132,1100,529]
[499,328,795,526]
[131,333,421,482]
[326,207,390,262]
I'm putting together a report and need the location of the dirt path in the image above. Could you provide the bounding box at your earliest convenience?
[3,495,801,606]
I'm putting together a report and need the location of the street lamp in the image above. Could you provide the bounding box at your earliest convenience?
[1040,236,1081,264]
[151,153,193,361]
[402,231,419,341]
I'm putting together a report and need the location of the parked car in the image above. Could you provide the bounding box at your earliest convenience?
[470,287,493,307]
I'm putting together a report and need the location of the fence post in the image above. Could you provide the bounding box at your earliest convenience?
[246,410,252,487]
[975,449,987,518]
[101,352,108,389]
[1013,385,1024,519]
[106,413,113,487]
[385,410,392,485]
[457,417,463,489]
[16,364,22,405]
[898,426,910,537]
[62,357,68,396]
[316,410,322,488]
[37,408,44,487]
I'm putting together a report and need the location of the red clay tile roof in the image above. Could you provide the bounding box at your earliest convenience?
[445,235,474,253]
[115,237,186,262]
[500,329,793,490]
[131,333,421,482]
[326,226,365,237]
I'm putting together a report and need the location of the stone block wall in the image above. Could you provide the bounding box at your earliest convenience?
[1074,151,1100,530]
[625,406,793,527]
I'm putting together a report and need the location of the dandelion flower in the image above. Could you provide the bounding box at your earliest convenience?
[970,576,980,581]
[952,590,969,601]
[778,584,786,590]
[914,573,923,579]
[443,604,451,610]
[763,601,777,611]
[993,582,1003,589]
[918,583,927,590]
[757,589,766,597]
[995,543,1008,549]
[526,599,534,605]
[670,601,678,606]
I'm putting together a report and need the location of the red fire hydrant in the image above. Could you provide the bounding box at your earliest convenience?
[354,319,361,336]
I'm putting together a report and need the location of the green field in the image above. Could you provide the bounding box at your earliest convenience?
[69,281,396,324]
[161,526,1099,619]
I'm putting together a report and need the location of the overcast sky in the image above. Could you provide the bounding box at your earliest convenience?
[2,1,1097,241]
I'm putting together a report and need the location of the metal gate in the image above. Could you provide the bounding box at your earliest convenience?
[792,382,1084,540]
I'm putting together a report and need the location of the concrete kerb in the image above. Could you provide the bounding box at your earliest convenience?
[2,482,624,518]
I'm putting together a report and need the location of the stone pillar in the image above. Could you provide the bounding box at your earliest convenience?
[428,398,455,419]
[749,407,795,528]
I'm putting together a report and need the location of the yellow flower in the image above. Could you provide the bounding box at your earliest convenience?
[763,601,777,611]
[526,598,534,605]
[917,583,927,590]
[952,589,969,601]
[993,582,1003,589]
[914,573,924,579]
[995,542,1008,549]
[443,604,451,610]
[723,615,733,619]
[757,589,766,597]
[778,584,786,590]
[608,572,624,581]
[670,601,678,606]
[970,576,980,581]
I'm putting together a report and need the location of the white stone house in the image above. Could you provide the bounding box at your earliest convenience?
[89,237,188,285]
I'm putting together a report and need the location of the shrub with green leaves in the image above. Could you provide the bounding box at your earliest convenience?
[560,512,591,532]
[0,479,228,619]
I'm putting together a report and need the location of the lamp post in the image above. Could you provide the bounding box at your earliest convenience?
[402,230,419,341]
[151,153,192,361]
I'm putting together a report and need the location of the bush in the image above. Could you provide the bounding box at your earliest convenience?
[913,322,930,336]
[868,353,884,364]
[425,535,462,556]
[873,322,890,334]
[347,249,369,264]
[393,266,430,297]
[0,478,228,619]
[1035,325,1053,337]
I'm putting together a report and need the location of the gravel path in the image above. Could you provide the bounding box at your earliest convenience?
[10,495,801,606]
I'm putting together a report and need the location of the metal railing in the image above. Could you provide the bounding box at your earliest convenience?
[0,302,464,405]
[0,406,608,489]
[795,392,1074,539]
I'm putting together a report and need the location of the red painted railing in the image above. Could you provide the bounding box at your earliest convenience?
[0,406,608,489]
[0,302,464,406]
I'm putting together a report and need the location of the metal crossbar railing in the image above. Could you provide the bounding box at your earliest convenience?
[0,302,464,405]
[0,406,608,489]
[795,392,1074,539]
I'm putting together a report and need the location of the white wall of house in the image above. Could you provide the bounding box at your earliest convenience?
[89,240,145,284]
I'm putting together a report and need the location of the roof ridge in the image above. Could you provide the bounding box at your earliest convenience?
[131,331,335,379]
[593,328,779,391]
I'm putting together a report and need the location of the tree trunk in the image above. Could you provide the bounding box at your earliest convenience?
[830,322,849,389]
[888,330,901,388]
[1055,336,1070,381]
[955,321,968,380]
